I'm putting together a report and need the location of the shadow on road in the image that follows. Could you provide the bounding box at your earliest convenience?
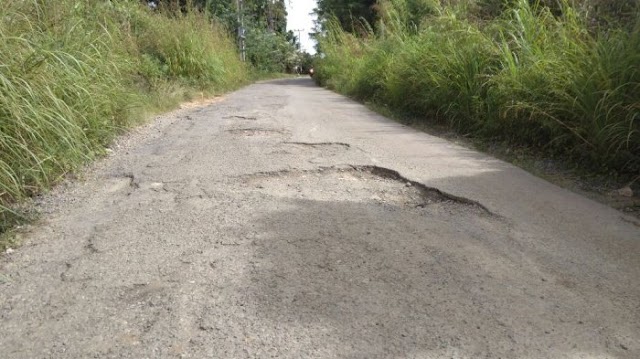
[243,169,639,357]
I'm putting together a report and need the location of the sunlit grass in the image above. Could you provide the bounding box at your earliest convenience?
[0,0,248,239]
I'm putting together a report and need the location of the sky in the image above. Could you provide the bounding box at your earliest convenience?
[286,0,318,54]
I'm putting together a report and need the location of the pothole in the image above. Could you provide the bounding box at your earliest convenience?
[226,127,286,137]
[240,165,491,214]
[104,177,135,193]
[105,172,138,193]
[284,142,350,149]
[223,115,258,121]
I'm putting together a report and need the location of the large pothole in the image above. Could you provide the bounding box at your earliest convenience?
[240,166,490,214]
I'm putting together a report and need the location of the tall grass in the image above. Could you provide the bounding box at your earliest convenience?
[133,6,247,89]
[0,0,247,237]
[316,0,640,175]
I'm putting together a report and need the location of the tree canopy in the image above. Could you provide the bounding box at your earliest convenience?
[315,0,377,33]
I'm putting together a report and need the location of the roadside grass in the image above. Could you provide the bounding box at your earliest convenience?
[0,0,249,248]
[316,0,640,180]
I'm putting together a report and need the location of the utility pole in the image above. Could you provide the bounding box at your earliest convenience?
[236,0,246,62]
[292,28,304,51]
[291,28,305,75]
[267,0,274,33]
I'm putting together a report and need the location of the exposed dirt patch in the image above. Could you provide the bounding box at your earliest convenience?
[240,165,491,214]
[178,95,225,110]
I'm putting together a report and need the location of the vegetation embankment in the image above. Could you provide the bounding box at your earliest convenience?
[315,0,640,185]
[0,0,250,240]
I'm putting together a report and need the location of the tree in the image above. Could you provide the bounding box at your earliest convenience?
[146,0,301,72]
[315,0,377,33]
[244,0,287,33]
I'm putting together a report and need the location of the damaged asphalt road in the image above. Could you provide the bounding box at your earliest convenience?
[1,78,639,358]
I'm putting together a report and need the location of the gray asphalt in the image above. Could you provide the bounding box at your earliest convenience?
[1,78,639,358]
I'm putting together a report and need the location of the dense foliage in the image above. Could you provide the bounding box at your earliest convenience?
[315,0,640,176]
[153,0,300,72]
